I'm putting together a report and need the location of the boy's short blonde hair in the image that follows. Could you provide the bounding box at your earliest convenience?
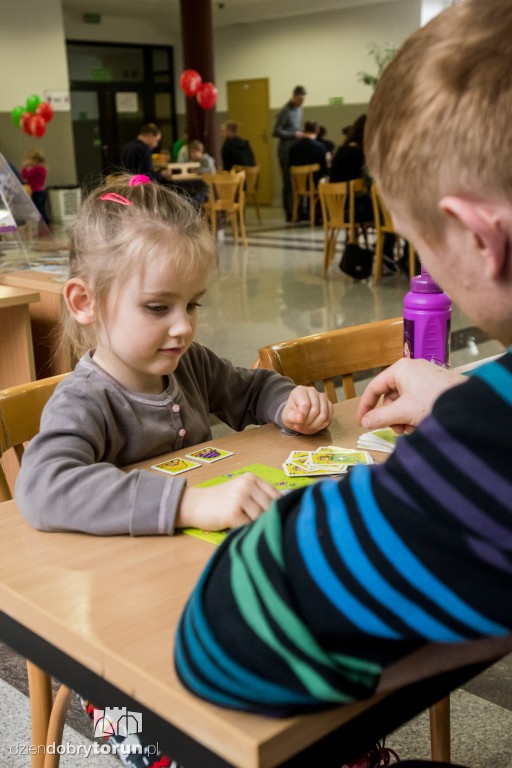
[365,0,512,245]
[62,175,217,358]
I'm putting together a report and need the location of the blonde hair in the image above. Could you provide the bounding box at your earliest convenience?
[62,174,217,359]
[26,149,46,165]
[365,0,512,246]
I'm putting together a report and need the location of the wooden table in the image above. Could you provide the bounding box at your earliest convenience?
[0,284,39,488]
[0,284,39,388]
[1,398,510,767]
[0,270,73,378]
[167,161,201,180]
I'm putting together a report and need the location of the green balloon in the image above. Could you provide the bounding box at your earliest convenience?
[11,105,25,126]
[26,94,42,113]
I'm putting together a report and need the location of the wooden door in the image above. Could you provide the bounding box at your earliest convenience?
[226,78,273,205]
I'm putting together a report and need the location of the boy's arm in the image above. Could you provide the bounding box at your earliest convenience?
[175,354,512,715]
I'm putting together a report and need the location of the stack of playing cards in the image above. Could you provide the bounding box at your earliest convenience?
[283,446,374,477]
[357,428,397,454]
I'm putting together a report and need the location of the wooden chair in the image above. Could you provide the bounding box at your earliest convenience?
[318,179,349,274]
[233,164,261,223]
[258,317,404,402]
[290,163,321,226]
[203,170,248,247]
[257,317,451,760]
[349,177,374,245]
[0,374,72,768]
[371,183,416,284]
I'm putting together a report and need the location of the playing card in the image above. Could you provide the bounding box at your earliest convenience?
[151,457,201,475]
[185,446,234,463]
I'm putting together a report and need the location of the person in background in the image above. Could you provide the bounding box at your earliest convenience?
[220,121,255,170]
[120,123,172,183]
[15,173,332,767]
[317,125,336,166]
[288,120,328,222]
[172,129,188,162]
[187,140,216,176]
[21,149,49,225]
[175,7,512,767]
[272,85,307,222]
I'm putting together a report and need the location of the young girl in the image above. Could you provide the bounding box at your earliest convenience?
[15,174,332,767]
[21,148,49,225]
[16,174,332,537]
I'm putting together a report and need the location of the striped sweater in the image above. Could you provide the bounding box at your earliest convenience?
[175,352,512,715]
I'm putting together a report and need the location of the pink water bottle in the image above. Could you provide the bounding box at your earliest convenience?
[403,266,451,364]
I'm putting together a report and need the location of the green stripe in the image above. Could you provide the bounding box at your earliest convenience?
[230,545,351,701]
[260,504,381,685]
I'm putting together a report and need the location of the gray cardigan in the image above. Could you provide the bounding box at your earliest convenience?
[15,344,295,536]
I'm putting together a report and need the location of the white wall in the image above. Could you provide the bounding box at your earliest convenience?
[214,0,421,111]
[0,0,69,111]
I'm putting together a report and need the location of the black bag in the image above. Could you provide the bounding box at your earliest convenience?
[339,242,374,280]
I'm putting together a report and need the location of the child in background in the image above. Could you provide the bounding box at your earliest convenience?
[21,148,49,225]
[15,173,332,767]
[187,140,216,175]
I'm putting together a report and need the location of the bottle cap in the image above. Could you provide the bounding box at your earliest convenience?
[411,265,442,293]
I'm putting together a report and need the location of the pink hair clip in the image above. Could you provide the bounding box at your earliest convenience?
[99,192,132,206]
[129,174,151,186]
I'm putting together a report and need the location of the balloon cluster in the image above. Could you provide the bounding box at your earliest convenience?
[179,69,218,110]
[11,95,54,138]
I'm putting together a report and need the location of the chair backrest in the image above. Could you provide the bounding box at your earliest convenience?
[233,165,260,194]
[203,171,245,209]
[290,164,320,194]
[0,374,67,501]
[318,179,349,228]
[258,318,404,403]
[371,182,394,231]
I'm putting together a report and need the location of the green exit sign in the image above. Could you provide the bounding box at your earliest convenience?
[91,67,112,82]
[84,13,101,23]
[329,97,344,105]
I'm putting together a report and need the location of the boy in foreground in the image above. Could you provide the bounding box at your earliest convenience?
[175,0,512,725]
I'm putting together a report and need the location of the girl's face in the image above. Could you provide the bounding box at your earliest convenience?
[92,255,207,394]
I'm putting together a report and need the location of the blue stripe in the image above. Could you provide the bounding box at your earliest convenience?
[472,360,512,406]
[321,482,464,641]
[187,576,313,704]
[296,485,400,639]
[175,609,262,709]
[351,466,508,636]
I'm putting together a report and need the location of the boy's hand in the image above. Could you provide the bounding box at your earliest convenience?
[176,473,282,531]
[357,358,466,434]
[281,386,333,435]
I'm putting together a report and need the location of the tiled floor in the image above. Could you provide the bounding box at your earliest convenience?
[1,208,510,767]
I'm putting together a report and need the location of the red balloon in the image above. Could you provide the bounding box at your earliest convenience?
[36,102,54,123]
[180,69,202,98]
[196,82,218,110]
[20,112,32,134]
[28,115,46,138]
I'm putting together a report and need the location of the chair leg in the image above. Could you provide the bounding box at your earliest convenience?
[373,233,384,285]
[43,685,73,768]
[323,229,332,274]
[309,194,315,227]
[429,696,451,763]
[230,212,238,244]
[27,661,52,768]
[292,192,299,223]
[239,210,248,248]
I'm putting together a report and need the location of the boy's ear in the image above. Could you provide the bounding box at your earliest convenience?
[63,278,96,326]
[439,196,508,279]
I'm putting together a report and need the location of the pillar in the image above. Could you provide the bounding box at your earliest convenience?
[179,0,218,162]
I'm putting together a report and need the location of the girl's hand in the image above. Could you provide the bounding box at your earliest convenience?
[357,358,466,434]
[176,473,282,531]
[281,386,333,435]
